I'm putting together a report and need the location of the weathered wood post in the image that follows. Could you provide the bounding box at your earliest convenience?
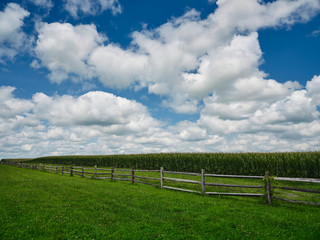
[62,165,64,175]
[49,164,51,173]
[160,167,164,188]
[131,167,135,184]
[94,165,97,179]
[35,164,37,170]
[81,165,84,178]
[201,169,206,194]
[265,172,272,205]
[70,165,73,177]
[55,165,58,174]
[111,167,114,181]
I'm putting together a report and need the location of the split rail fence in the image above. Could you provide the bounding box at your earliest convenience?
[2,161,320,206]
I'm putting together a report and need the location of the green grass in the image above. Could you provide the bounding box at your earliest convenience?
[1,165,320,240]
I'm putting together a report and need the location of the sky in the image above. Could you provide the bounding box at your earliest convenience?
[1,0,320,159]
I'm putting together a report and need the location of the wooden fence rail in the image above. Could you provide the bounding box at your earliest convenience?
[1,161,319,206]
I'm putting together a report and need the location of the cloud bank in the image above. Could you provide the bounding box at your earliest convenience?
[1,73,320,158]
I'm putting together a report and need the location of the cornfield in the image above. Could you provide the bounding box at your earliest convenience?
[16,152,320,178]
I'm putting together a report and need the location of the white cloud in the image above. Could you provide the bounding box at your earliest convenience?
[252,90,318,124]
[32,91,160,133]
[64,0,122,18]
[182,33,263,99]
[197,76,320,140]
[88,44,148,88]
[0,88,167,158]
[212,0,320,32]
[29,0,53,9]
[306,75,320,105]
[0,3,30,61]
[86,0,319,113]
[35,22,105,83]
[32,0,320,113]
[133,0,320,112]
[0,86,33,118]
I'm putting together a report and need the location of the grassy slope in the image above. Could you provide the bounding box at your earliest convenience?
[0,165,319,240]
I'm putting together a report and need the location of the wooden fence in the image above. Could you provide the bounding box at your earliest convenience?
[1,161,320,206]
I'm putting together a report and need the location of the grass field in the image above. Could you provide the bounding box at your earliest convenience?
[1,165,320,240]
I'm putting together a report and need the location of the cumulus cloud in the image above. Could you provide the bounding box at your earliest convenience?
[63,0,122,18]
[198,74,320,140]
[212,0,320,32]
[0,86,33,119]
[88,44,148,88]
[0,88,167,158]
[306,75,320,105]
[32,0,320,113]
[32,91,160,132]
[0,3,30,62]
[252,90,318,124]
[35,22,105,83]
[125,0,319,112]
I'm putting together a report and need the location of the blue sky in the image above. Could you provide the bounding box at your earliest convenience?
[1,0,320,158]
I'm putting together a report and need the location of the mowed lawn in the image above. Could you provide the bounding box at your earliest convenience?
[0,165,319,240]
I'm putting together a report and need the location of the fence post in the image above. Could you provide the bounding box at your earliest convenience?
[111,167,114,181]
[81,166,84,178]
[201,169,206,194]
[265,172,272,205]
[160,167,164,188]
[94,165,97,179]
[55,165,58,174]
[70,166,73,177]
[62,165,64,175]
[131,167,135,184]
